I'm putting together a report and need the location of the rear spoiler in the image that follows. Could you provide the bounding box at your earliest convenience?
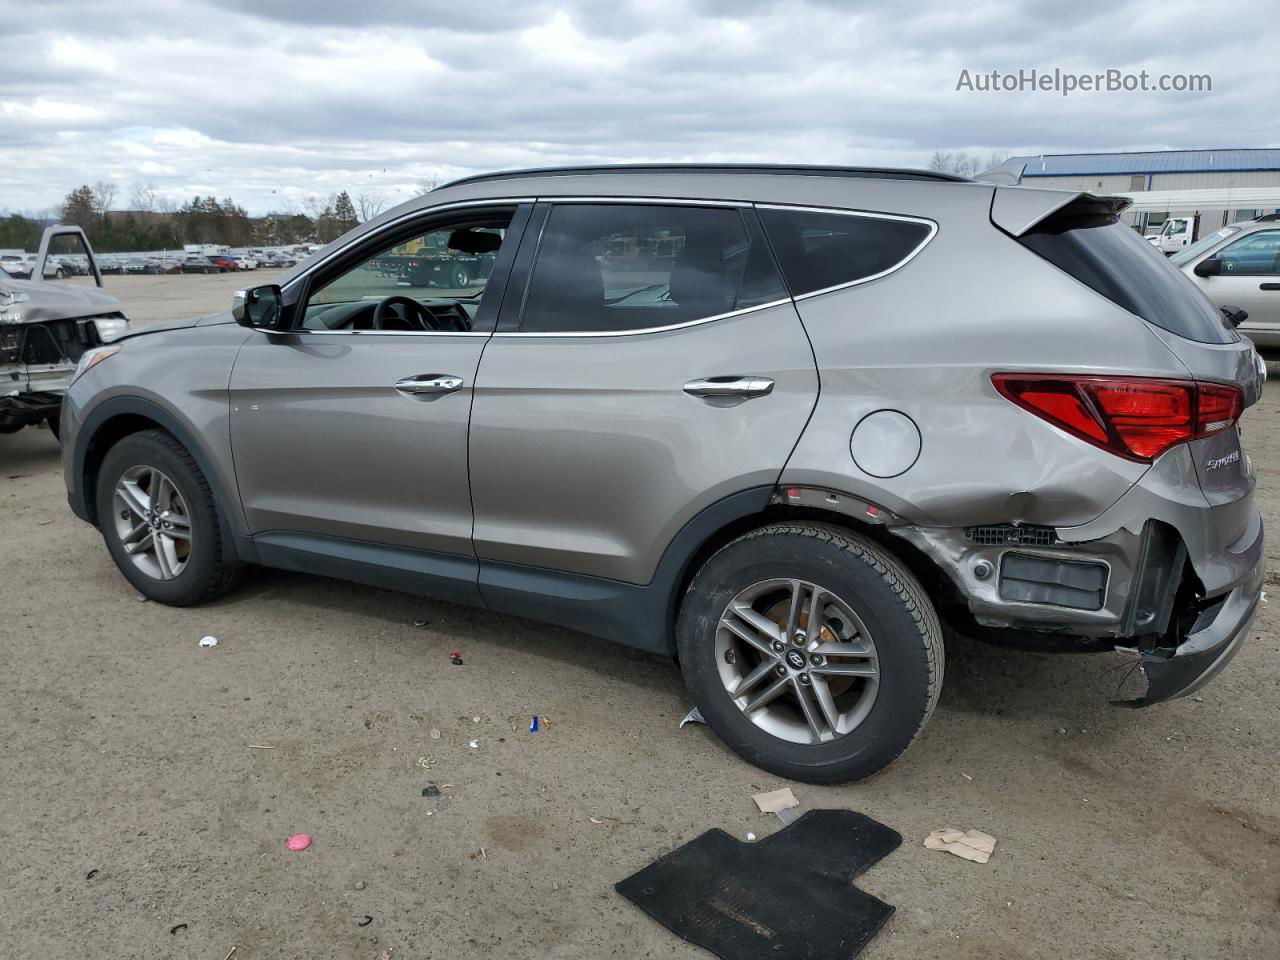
[991,188,1132,238]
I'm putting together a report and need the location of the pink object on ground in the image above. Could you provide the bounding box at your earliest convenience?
[286,834,312,851]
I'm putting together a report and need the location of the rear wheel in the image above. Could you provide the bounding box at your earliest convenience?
[677,522,943,783]
[95,430,242,605]
[450,264,469,288]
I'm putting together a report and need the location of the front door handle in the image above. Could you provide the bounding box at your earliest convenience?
[1260,282,1280,291]
[395,374,464,398]
[683,376,775,399]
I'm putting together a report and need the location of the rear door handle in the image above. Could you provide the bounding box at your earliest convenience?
[683,376,775,399]
[1260,283,1280,291]
[395,374,464,398]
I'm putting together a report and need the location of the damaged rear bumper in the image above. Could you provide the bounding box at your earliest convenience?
[1121,556,1263,706]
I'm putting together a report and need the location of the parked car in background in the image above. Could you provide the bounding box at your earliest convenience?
[98,256,124,275]
[158,258,184,274]
[181,255,218,275]
[59,165,1264,784]
[1174,214,1280,349]
[231,255,258,270]
[208,254,238,273]
[1,225,128,439]
[1,254,32,279]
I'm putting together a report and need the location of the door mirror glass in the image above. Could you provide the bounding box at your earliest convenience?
[233,284,284,328]
[1193,257,1222,278]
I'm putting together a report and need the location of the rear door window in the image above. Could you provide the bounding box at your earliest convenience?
[1018,202,1235,344]
[520,203,786,334]
[757,207,934,296]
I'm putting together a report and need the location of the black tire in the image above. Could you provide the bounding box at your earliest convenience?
[676,522,944,783]
[450,265,468,288]
[95,430,242,605]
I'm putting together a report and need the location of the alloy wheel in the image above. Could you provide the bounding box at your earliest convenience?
[112,465,192,580]
[715,578,880,745]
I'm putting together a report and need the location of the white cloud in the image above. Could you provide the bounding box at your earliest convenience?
[0,0,1274,214]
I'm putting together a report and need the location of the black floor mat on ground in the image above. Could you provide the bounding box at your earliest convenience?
[616,810,901,960]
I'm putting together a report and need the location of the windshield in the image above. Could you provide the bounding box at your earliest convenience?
[1171,225,1243,267]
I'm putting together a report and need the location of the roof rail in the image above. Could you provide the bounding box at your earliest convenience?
[437,163,970,190]
[1256,213,1280,221]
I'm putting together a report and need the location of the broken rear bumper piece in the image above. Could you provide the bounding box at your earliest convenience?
[1120,563,1262,707]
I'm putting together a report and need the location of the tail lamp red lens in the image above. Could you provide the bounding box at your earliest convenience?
[992,374,1242,463]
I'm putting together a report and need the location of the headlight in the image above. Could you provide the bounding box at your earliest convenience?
[72,345,121,383]
[93,315,129,343]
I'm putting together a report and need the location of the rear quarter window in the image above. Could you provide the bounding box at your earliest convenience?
[758,207,934,296]
[1018,202,1235,345]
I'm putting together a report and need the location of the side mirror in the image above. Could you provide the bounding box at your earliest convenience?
[1194,258,1222,278]
[232,284,283,329]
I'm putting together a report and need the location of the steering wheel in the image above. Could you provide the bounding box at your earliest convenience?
[372,295,433,331]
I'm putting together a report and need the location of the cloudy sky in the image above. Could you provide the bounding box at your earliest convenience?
[0,0,1274,215]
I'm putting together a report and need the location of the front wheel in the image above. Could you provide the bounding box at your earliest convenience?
[677,522,943,783]
[95,430,242,605]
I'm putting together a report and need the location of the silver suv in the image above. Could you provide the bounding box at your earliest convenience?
[61,165,1265,783]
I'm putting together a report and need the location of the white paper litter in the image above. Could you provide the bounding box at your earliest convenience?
[752,787,799,815]
[679,706,706,728]
[923,828,997,863]
[198,636,218,648]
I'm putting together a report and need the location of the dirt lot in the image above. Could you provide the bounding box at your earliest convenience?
[2,273,1278,959]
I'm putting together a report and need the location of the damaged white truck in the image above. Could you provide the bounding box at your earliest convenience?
[0,226,128,440]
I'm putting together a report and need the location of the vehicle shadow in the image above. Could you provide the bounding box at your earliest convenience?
[936,626,1145,720]
[211,564,681,691]
[213,561,1145,720]
[0,427,62,476]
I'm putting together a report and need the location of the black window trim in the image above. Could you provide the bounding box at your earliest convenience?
[497,197,791,339]
[755,202,939,300]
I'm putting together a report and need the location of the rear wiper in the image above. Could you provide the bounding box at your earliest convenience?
[1220,305,1248,328]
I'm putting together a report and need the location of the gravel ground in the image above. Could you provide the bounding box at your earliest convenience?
[2,274,1277,959]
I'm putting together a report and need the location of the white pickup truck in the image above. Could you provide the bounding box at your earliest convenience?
[1145,216,1198,254]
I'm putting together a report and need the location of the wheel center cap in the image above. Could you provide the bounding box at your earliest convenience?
[784,649,807,671]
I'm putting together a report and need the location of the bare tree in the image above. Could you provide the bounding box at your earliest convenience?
[91,180,119,218]
[130,181,159,214]
[302,194,336,220]
[414,175,441,197]
[928,151,996,177]
[356,191,387,221]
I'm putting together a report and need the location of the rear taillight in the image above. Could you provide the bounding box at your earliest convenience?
[992,374,1242,463]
